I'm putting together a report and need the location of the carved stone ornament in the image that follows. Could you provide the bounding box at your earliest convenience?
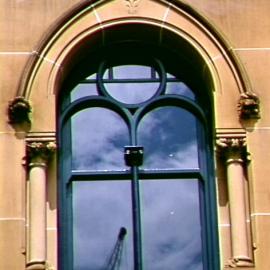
[124,0,141,13]
[27,141,57,162]
[216,137,247,160]
[8,96,32,124]
[216,137,246,150]
[238,92,260,120]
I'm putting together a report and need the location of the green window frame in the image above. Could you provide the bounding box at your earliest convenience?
[58,42,219,270]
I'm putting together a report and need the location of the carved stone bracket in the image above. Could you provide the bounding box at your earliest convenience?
[8,96,32,124]
[238,92,260,120]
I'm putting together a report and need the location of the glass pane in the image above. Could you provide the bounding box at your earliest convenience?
[104,82,159,104]
[71,108,129,171]
[167,73,176,79]
[141,179,203,270]
[166,82,195,100]
[113,65,152,79]
[70,83,98,102]
[73,181,134,270]
[86,73,97,79]
[138,106,199,170]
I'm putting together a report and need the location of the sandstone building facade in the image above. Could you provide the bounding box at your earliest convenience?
[1,1,270,269]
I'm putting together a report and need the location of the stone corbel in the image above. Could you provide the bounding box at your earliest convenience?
[238,92,260,120]
[8,96,32,125]
[216,133,254,268]
[26,138,56,270]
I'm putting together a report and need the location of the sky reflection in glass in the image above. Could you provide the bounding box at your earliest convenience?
[141,179,203,270]
[73,181,134,270]
[104,65,159,104]
[104,82,159,105]
[71,108,129,171]
[138,106,199,170]
[71,83,98,102]
[113,65,152,79]
[68,63,207,269]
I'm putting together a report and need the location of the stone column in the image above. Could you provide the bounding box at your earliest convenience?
[217,137,253,267]
[26,141,56,270]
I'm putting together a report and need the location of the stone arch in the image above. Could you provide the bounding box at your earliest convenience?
[11,0,258,130]
[7,1,259,269]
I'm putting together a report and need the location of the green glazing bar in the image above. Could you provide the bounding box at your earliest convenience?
[131,165,143,270]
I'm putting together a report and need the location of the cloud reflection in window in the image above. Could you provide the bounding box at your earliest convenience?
[141,179,203,270]
[138,106,199,170]
[73,181,134,270]
[71,108,129,171]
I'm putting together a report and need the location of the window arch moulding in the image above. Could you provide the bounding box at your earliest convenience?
[8,0,260,269]
[10,0,260,130]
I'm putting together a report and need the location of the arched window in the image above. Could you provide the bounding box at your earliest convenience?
[58,42,218,270]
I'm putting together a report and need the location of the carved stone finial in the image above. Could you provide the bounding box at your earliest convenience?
[124,0,141,14]
[27,141,57,163]
[8,96,32,124]
[238,92,260,120]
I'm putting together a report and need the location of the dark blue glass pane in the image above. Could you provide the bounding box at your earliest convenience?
[138,106,199,170]
[71,108,129,171]
[73,181,134,270]
[141,179,203,270]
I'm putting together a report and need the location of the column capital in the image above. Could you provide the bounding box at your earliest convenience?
[216,136,247,161]
[27,141,56,165]
[216,137,246,149]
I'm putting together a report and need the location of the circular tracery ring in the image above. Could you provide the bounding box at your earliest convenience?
[97,58,166,109]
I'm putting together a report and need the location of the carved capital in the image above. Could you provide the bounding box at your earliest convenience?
[8,96,32,124]
[216,137,246,151]
[27,141,56,164]
[238,92,260,120]
[216,137,247,161]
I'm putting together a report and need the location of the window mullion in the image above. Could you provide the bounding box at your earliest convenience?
[131,166,143,270]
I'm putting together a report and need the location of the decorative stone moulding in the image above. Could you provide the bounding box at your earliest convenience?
[8,96,32,124]
[26,135,56,270]
[27,141,57,163]
[216,136,247,160]
[238,92,260,120]
[216,132,254,268]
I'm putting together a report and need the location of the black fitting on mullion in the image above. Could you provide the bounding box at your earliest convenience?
[124,146,144,167]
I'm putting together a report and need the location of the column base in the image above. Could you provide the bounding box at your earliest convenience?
[225,256,254,268]
[26,261,46,270]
